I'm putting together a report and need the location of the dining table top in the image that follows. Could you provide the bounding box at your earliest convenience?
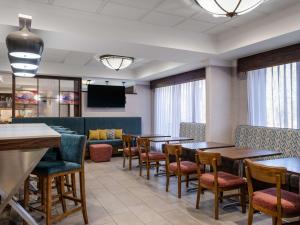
[205,147,282,160]
[0,123,61,150]
[149,136,194,143]
[130,134,171,138]
[257,157,300,175]
[181,142,235,150]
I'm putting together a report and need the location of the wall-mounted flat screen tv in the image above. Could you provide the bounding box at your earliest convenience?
[87,85,126,108]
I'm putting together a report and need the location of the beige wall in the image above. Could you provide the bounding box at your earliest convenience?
[205,66,248,144]
[82,85,152,134]
[205,66,233,143]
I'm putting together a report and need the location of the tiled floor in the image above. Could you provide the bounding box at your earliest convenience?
[7,157,272,225]
[61,157,271,225]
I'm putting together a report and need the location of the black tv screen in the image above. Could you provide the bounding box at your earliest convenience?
[87,85,126,108]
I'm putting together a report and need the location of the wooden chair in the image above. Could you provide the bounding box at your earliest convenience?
[195,151,246,220]
[137,137,166,180]
[165,144,197,198]
[122,134,139,170]
[245,159,300,225]
[24,134,88,225]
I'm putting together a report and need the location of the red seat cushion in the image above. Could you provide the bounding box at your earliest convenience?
[123,147,139,156]
[200,171,245,188]
[169,161,197,174]
[253,188,300,216]
[141,152,165,161]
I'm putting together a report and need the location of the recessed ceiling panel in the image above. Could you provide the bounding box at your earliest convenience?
[101,2,148,20]
[142,12,185,27]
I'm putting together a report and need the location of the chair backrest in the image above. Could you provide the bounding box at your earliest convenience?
[165,144,182,171]
[137,137,150,154]
[244,159,287,215]
[195,151,221,176]
[244,159,286,185]
[59,134,87,165]
[122,134,132,148]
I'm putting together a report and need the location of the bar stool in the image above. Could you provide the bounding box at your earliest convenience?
[24,134,88,225]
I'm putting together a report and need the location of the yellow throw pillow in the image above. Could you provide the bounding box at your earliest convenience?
[115,129,123,139]
[98,129,107,140]
[89,130,99,140]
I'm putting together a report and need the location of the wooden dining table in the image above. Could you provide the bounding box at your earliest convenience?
[181,142,235,161]
[130,134,171,138]
[0,123,60,225]
[205,147,282,177]
[257,157,300,193]
[149,136,194,143]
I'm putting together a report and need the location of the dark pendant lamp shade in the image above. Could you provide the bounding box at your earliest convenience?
[6,14,44,77]
[6,27,44,59]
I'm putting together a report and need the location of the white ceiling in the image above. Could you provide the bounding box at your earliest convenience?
[0,0,299,82]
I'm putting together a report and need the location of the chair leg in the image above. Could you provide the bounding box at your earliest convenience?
[247,204,254,225]
[178,175,181,198]
[196,183,201,209]
[71,173,78,206]
[240,186,246,213]
[59,176,67,213]
[123,154,126,168]
[272,217,277,225]
[166,172,170,192]
[46,176,52,225]
[79,171,88,224]
[65,175,72,193]
[156,161,159,174]
[146,161,150,180]
[139,160,142,176]
[129,156,132,170]
[186,174,189,188]
[214,190,219,220]
[23,177,30,225]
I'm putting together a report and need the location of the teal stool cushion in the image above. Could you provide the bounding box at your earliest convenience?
[34,161,81,175]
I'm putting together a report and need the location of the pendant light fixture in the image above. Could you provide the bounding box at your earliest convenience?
[6,14,44,77]
[194,0,265,17]
[97,54,134,71]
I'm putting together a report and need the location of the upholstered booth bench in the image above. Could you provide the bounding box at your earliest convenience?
[12,117,142,156]
[179,122,206,142]
[235,125,300,192]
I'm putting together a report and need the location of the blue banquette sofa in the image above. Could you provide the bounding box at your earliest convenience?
[12,117,141,155]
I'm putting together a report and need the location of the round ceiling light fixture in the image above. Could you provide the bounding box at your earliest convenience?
[194,0,265,17]
[97,54,134,71]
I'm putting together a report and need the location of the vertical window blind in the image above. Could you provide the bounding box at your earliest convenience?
[247,62,300,128]
[154,80,206,137]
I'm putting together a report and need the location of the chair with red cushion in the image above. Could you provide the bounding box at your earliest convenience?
[137,137,166,180]
[165,144,197,198]
[195,151,246,220]
[122,134,139,170]
[245,159,300,225]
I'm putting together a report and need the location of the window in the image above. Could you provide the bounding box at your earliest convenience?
[247,62,300,128]
[154,80,206,137]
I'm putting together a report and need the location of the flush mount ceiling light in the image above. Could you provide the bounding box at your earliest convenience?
[194,0,265,17]
[97,54,134,71]
[6,14,44,77]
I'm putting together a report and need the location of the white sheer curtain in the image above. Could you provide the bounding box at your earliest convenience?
[154,80,206,137]
[247,62,300,128]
